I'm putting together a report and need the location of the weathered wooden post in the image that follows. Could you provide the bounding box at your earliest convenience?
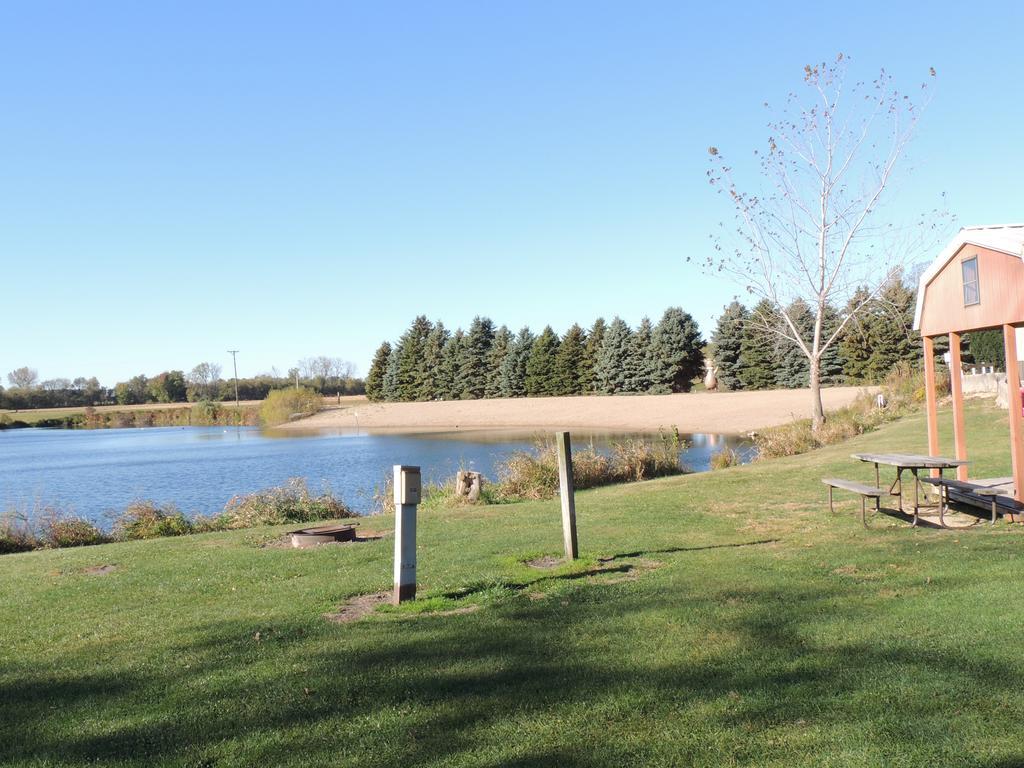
[556,431,579,560]
[392,465,421,604]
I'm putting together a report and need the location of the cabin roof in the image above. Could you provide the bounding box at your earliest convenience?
[913,224,1024,330]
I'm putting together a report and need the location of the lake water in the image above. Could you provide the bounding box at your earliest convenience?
[0,427,753,525]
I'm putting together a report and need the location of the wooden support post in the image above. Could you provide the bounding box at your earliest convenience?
[1003,325,1024,503]
[556,431,579,560]
[948,332,968,481]
[923,336,941,477]
[392,465,421,604]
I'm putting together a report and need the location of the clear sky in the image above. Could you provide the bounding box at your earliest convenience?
[1,1,1022,385]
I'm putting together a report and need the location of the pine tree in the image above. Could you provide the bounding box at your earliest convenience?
[710,302,748,391]
[554,324,588,395]
[967,329,1005,370]
[365,341,392,402]
[739,299,779,390]
[394,316,433,401]
[595,317,633,394]
[500,327,534,397]
[820,303,845,385]
[582,318,606,393]
[839,287,874,383]
[650,307,705,393]
[775,300,812,388]
[458,316,495,399]
[420,321,450,400]
[627,317,656,393]
[865,276,918,381]
[381,345,400,401]
[525,326,561,396]
[485,325,512,398]
[439,329,465,400]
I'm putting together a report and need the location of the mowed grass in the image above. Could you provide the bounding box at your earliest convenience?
[2,402,1023,767]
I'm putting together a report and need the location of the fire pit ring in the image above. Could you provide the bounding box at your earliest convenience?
[289,523,358,548]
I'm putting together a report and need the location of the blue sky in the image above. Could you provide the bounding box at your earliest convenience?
[1,1,1022,385]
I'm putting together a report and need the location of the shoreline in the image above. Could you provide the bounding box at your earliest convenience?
[279,387,874,436]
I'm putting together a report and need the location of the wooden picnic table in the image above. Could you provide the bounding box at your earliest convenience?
[851,452,969,525]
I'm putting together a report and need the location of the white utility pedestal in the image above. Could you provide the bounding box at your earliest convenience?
[392,465,421,604]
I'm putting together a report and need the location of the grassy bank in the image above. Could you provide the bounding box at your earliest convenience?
[752,362,949,459]
[2,402,1023,766]
[1,480,354,554]
[374,431,688,514]
[0,401,261,429]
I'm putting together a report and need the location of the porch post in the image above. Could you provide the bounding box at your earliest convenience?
[923,336,941,477]
[1003,324,1024,502]
[948,332,968,481]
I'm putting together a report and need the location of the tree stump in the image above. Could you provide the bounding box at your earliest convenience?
[455,470,483,502]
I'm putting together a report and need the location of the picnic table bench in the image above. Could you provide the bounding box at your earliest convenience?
[850,453,968,526]
[822,478,883,528]
[919,477,1023,526]
[823,453,967,527]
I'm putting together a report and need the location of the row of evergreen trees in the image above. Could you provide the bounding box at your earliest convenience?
[365,309,705,402]
[710,278,920,390]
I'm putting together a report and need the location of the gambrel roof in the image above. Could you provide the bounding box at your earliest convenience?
[913,224,1024,330]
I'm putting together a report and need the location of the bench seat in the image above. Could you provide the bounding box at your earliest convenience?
[822,478,883,528]
[821,478,884,497]
[919,477,1023,524]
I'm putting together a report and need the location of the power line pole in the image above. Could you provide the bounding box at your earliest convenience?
[227,350,240,409]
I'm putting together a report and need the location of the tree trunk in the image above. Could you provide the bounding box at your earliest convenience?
[810,356,826,431]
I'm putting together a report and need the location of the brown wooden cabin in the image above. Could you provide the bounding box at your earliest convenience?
[913,224,1024,501]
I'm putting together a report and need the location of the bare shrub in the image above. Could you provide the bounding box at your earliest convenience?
[710,448,743,470]
[259,388,322,427]
[493,431,687,502]
[112,501,194,540]
[42,517,109,548]
[221,478,354,528]
[0,510,39,554]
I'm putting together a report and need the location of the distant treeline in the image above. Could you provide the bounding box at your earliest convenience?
[1,358,364,411]
[365,309,706,402]
[369,280,1007,405]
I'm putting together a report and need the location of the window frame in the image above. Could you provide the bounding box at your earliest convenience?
[962,255,980,307]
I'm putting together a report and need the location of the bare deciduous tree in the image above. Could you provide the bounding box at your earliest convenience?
[187,362,222,401]
[329,358,356,401]
[297,357,322,384]
[298,356,356,397]
[7,367,39,390]
[705,55,948,429]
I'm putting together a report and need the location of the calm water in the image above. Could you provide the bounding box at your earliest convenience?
[0,427,752,525]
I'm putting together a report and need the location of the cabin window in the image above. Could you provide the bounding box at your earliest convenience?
[962,256,980,306]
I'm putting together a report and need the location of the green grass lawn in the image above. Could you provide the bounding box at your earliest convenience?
[3,403,1024,767]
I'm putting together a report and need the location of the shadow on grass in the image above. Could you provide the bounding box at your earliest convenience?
[871,505,998,530]
[604,538,780,561]
[440,564,636,600]
[3,574,1024,767]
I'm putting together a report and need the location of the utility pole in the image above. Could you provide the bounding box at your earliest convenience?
[227,350,240,409]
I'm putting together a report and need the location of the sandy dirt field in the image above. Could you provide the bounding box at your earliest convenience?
[280,387,873,435]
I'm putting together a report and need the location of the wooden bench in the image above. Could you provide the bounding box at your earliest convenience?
[919,477,1022,526]
[822,478,883,528]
